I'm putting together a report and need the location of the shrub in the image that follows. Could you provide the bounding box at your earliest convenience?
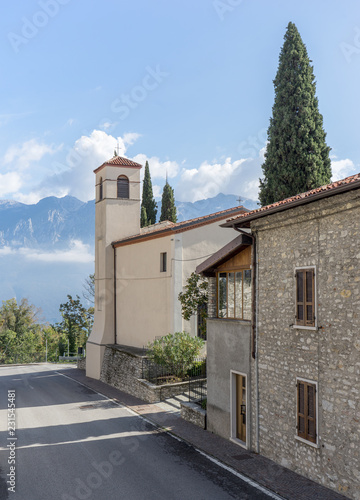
[147,331,204,379]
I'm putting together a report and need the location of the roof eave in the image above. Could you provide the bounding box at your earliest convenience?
[94,161,142,174]
[196,233,252,276]
[221,180,360,229]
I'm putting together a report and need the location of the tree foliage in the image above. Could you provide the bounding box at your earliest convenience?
[82,273,95,304]
[141,161,157,227]
[259,22,331,206]
[140,206,148,228]
[0,298,43,363]
[58,295,93,354]
[147,331,204,379]
[160,180,177,223]
[178,272,208,339]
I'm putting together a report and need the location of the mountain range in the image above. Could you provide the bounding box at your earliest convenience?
[0,193,258,322]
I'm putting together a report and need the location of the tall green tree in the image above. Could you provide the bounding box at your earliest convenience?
[141,161,157,226]
[259,22,331,206]
[58,295,93,354]
[140,206,148,228]
[160,180,177,223]
[0,298,43,363]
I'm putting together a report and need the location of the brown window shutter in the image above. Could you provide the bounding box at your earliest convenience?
[296,270,305,325]
[305,270,315,326]
[297,381,306,439]
[306,384,317,443]
[297,381,317,443]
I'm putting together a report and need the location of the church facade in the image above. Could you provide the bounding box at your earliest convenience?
[86,156,248,379]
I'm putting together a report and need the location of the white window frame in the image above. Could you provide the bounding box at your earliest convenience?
[293,266,317,330]
[230,370,249,449]
[295,377,319,448]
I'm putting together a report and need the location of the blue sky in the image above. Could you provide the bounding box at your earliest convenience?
[0,0,359,205]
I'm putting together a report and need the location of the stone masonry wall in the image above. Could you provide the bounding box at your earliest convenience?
[207,277,217,318]
[250,188,360,499]
[100,345,205,404]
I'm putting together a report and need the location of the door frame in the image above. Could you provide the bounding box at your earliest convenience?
[230,370,249,449]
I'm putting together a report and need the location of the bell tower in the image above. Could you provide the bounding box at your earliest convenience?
[86,155,142,379]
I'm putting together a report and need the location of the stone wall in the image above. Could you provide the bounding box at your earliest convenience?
[100,345,206,404]
[77,357,86,370]
[181,402,206,429]
[207,277,217,318]
[250,188,360,499]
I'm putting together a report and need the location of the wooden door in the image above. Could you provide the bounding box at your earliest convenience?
[236,374,246,442]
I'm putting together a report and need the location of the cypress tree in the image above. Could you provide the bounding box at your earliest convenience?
[141,161,157,227]
[259,22,331,206]
[140,206,148,227]
[160,180,177,223]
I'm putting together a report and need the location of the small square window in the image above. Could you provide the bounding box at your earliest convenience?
[160,252,167,272]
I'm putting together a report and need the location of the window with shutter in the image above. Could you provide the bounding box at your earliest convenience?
[117,175,129,198]
[297,380,317,444]
[295,268,315,327]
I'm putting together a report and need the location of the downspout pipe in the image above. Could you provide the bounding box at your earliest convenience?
[233,225,260,454]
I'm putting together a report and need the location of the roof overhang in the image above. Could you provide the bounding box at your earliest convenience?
[196,233,252,277]
[221,178,360,229]
[112,206,250,248]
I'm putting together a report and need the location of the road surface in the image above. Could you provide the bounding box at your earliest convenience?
[0,364,279,500]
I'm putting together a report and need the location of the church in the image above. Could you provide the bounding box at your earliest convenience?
[86,155,248,380]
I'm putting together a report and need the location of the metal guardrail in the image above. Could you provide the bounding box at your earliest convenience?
[141,357,206,386]
[188,378,207,405]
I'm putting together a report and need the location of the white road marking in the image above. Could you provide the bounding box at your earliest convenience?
[56,370,286,500]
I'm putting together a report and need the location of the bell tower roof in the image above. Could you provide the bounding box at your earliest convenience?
[94,155,142,174]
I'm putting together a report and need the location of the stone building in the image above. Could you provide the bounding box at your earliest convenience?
[197,173,360,500]
[86,155,248,380]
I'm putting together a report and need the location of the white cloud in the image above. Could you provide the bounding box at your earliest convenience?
[152,184,162,199]
[0,172,22,197]
[331,158,356,182]
[132,153,179,180]
[176,157,253,202]
[3,138,61,170]
[1,240,94,263]
[0,246,13,256]
[13,130,142,203]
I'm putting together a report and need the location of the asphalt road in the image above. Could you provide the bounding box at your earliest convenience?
[0,364,278,500]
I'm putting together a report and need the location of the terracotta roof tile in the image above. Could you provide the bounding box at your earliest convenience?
[113,205,249,247]
[224,173,360,227]
[94,156,142,173]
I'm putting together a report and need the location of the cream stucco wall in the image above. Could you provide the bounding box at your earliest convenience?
[114,221,241,348]
[87,162,141,379]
